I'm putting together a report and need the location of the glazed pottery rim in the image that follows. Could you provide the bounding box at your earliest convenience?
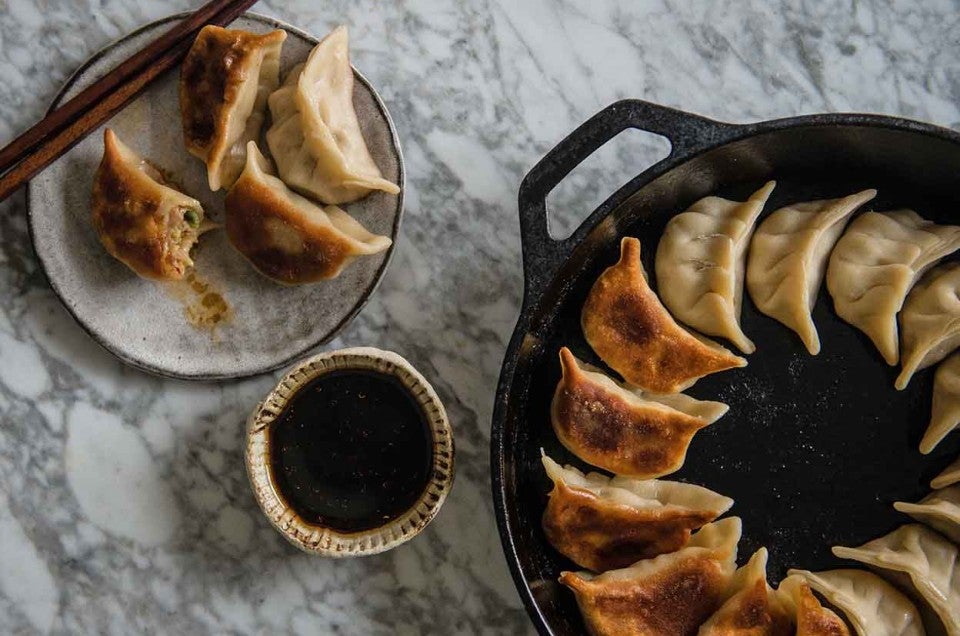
[245,347,455,557]
[25,11,406,381]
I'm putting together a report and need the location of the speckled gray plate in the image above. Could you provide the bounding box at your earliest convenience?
[27,12,404,380]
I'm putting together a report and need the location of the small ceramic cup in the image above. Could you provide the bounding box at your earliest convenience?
[245,347,454,557]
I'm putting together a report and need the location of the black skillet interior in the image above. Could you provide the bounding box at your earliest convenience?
[492,100,960,635]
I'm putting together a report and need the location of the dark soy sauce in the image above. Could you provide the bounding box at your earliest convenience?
[268,369,433,532]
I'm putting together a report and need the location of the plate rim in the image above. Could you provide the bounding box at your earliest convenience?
[25,11,406,381]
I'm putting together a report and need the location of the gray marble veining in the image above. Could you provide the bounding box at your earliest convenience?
[0,0,959,633]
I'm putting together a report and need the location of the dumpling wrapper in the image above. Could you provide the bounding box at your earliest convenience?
[560,518,742,636]
[551,347,728,478]
[933,456,960,489]
[91,129,206,281]
[225,142,391,284]
[747,189,876,355]
[827,210,960,366]
[894,485,960,544]
[787,568,925,636]
[896,262,960,390]
[775,576,852,636]
[833,524,960,636]
[266,25,400,204]
[655,181,775,354]
[541,451,733,572]
[921,351,960,453]
[180,26,286,191]
[698,548,793,636]
[582,237,746,394]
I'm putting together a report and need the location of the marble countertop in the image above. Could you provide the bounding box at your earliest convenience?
[1,0,959,633]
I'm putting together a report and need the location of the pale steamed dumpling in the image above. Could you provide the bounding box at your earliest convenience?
[933,456,960,489]
[896,262,960,390]
[747,189,876,355]
[655,181,775,354]
[894,485,960,544]
[922,352,960,453]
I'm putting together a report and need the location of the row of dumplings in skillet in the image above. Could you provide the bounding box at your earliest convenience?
[91,25,397,285]
[541,186,960,635]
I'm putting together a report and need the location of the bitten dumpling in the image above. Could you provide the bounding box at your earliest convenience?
[894,485,960,544]
[933,456,960,489]
[833,524,960,636]
[541,451,733,572]
[224,142,391,284]
[551,348,728,478]
[655,181,775,354]
[698,548,793,636]
[91,129,206,281]
[180,26,286,191]
[774,576,852,636]
[560,518,742,636]
[266,26,399,204]
[922,352,960,453]
[582,237,746,393]
[896,262,960,390]
[787,569,925,636]
[747,189,876,355]
[827,210,960,365]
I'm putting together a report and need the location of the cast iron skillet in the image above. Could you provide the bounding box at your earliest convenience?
[491,99,960,635]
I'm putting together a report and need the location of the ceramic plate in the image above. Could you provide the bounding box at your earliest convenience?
[27,12,404,380]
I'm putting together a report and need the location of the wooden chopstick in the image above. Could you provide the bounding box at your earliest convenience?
[0,0,259,203]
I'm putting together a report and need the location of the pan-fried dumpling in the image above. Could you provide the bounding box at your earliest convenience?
[224,142,391,284]
[180,26,286,191]
[895,485,960,544]
[540,451,733,572]
[655,182,775,354]
[775,576,852,636]
[560,518,742,636]
[896,263,960,390]
[698,548,793,636]
[266,26,399,205]
[582,237,746,393]
[551,348,728,478]
[91,129,206,281]
[933,456,960,489]
[787,568,925,636]
[827,210,960,365]
[833,524,960,636]
[747,189,876,355]
[922,352,960,453]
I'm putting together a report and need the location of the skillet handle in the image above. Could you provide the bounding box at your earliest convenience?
[517,99,735,302]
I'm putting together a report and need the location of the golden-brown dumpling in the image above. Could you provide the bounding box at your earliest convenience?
[540,452,733,572]
[266,26,399,204]
[896,262,960,390]
[224,142,391,284]
[827,210,960,366]
[894,485,960,544]
[747,189,876,355]
[775,576,852,636]
[551,348,728,478]
[933,456,960,489]
[560,518,742,636]
[655,182,775,354]
[582,237,746,393]
[180,26,286,191]
[91,129,205,281]
[698,548,793,636]
[922,351,960,453]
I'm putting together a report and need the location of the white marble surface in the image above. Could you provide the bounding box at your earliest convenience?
[1,0,959,633]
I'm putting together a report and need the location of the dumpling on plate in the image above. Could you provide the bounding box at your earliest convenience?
[698,548,793,636]
[560,518,742,636]
[747,189,876,355]
[224,142,391,284]
[933,456,960,489]
[91,129,206,281]
[551,347,728,478]
[894,485,960,544]
[266,25,399,204]
[775,576,852,636]
[540,451,733,572]
[787,568,925,636]
[826,210,960,366]
[180,26,286,191]
[582,237,746,394]
[921,351,960,453]
[655,181,775,354]
[896,262,960,390]
[833,524,960,636]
